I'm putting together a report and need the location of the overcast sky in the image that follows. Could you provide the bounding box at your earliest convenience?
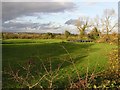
[1,0,118,34]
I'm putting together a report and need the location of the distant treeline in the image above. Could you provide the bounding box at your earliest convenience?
[1,32,119,44]
[2,32,78,40]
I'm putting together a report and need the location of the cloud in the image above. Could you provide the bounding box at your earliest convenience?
[2,21,62,32]
[2,2,75,22]
[2,19,79,34]
[2,0,119,2]
[85,2,97,6]
[65,17,89,26]
[2,0,73,2]
[65,19,77,25]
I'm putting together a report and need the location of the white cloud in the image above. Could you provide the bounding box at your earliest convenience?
[85,2,97,6]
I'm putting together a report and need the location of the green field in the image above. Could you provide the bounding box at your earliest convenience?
[2,39,117,88]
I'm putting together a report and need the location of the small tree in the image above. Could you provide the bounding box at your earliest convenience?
[64,30,71,39]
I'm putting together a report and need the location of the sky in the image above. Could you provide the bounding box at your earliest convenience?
[1,0,118,34]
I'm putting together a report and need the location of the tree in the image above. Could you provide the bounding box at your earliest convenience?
[46,32,55,39]
[75,16,90,39]
[64,30,71,39]
[101,9,117,38]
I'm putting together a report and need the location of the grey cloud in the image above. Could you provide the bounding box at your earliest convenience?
[65,19,77,25]
[2,2,75,22]
[3,22,35,29]
[2,21,78,34]
[2,21,62,32]
[40,26,61,30]
[65,18,85,25]
[39,23,61,30]
[2,0,51,2]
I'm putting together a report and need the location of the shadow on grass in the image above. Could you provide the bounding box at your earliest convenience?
[2,42,98,88]
[2,42,96,71]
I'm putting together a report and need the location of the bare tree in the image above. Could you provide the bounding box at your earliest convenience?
[75,16,90,39]
[101,9,117,37]
[91,15,100,29]
[90,15,101,37]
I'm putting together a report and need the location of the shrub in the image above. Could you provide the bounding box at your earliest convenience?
[88,27,100,40]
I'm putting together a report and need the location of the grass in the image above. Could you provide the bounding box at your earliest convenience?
[2,39,117,88]
[2,39,65,44]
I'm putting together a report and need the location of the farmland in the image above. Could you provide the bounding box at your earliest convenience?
[2,39,117,88]
[1,1,119,89]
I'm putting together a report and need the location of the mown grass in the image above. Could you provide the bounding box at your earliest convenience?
[2,39,117,88]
